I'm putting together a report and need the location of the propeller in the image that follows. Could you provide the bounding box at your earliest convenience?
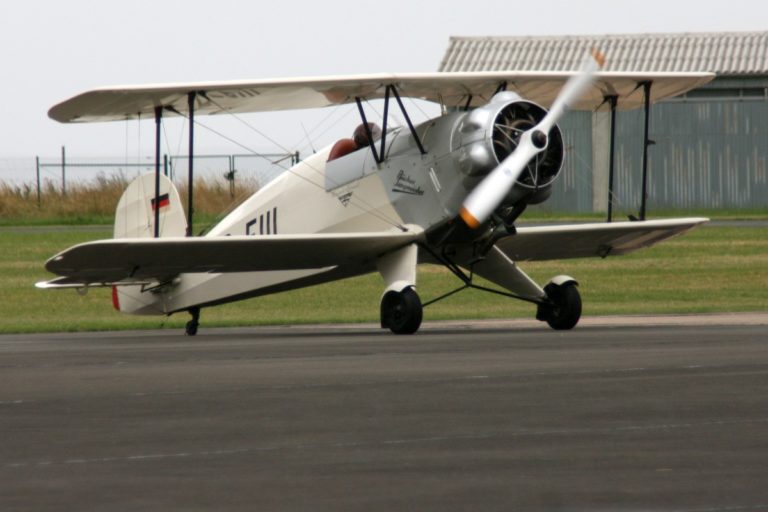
[459,49,606,229]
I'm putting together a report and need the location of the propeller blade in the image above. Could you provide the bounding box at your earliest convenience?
[460,49,605,229]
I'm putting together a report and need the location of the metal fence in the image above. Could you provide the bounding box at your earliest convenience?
[0,151,298,204]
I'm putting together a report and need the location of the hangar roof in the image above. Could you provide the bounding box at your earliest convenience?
[439,32,768,75]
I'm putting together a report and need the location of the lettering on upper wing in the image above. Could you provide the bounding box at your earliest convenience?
[246,207,278,235]
[207,88,261,100]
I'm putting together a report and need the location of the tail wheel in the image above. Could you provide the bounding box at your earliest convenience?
[185,307,200,336]
[538,282,582,330]
[380,288,423,335]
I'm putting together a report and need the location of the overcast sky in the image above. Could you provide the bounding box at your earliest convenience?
[1,0,766,169]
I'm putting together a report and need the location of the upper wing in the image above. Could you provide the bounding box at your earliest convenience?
[49,71,714,123]
[495,218,708,262]
[37,229,423,288]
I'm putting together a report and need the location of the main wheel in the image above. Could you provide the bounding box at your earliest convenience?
[380,288,423,335]
[539,282,582,330]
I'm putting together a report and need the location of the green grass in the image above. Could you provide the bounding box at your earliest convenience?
[1,223,766,334]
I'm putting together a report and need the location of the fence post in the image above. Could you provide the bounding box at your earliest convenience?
[61,146,66,196]
[35,156,41,207]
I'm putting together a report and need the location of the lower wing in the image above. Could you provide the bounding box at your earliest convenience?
[495,218,708,261]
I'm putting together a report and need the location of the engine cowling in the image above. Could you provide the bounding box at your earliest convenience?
[456,92,564,205]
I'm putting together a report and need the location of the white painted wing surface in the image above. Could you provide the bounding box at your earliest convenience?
[49,71,714,123]
[495,218,708,262]
[37,230,423,288]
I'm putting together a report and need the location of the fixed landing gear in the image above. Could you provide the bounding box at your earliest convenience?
[185,307,200,336]
[537,281,582,330]
[380,287,423,335]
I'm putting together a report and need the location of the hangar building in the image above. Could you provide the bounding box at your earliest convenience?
[439,32,768,214]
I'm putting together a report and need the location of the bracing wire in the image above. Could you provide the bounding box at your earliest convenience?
[294,106,357,156]
[136,113,142,167]
[300,122,317,154]
[566,141,630,216]
[198,97,408,230]
[289,103,354,153]
[172,115,187,181]
[169,108,405,231]
[161,120,175,177]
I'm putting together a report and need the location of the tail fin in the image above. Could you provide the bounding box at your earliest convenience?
[114,172,187,239]
[113,173,187,315]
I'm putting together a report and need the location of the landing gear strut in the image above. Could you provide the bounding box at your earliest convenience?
[185,307,200,336]
[380,288,423,335]
[537,282,582,330]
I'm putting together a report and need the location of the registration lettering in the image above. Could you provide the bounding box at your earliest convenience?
[246,207,278,235]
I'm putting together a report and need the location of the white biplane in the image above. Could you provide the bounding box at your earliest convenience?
[38,52,713,335]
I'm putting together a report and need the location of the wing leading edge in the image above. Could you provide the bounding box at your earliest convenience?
[37,229,423,289]
[494,218,708,262]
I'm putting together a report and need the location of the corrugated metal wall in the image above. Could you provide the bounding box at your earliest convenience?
[545,98,768,212]
[550,112,593,212]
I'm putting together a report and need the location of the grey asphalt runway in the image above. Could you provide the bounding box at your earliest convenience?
[2,317,768,511]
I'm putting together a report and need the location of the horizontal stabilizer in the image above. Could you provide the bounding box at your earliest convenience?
[495,218,708,262]
[38,229,423,288]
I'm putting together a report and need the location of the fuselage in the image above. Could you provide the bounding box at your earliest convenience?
[124,113,479,315]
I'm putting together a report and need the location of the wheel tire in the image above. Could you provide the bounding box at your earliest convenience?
[380,288,423,335]
[185,320,198,336]
[541,282,582,330]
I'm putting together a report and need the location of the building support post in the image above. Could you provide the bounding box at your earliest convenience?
[154,106,162,238]
[187,91,196,236]
[639,81,653,221]
[606,95,618,223]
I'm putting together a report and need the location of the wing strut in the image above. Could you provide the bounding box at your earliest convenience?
[639,80,653,221]
[153,106,162,238]
[354,84,428,165]
[389,85,427,156]
[187,91,196,236]
[605,94,618,222]
[354,97,381,164]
